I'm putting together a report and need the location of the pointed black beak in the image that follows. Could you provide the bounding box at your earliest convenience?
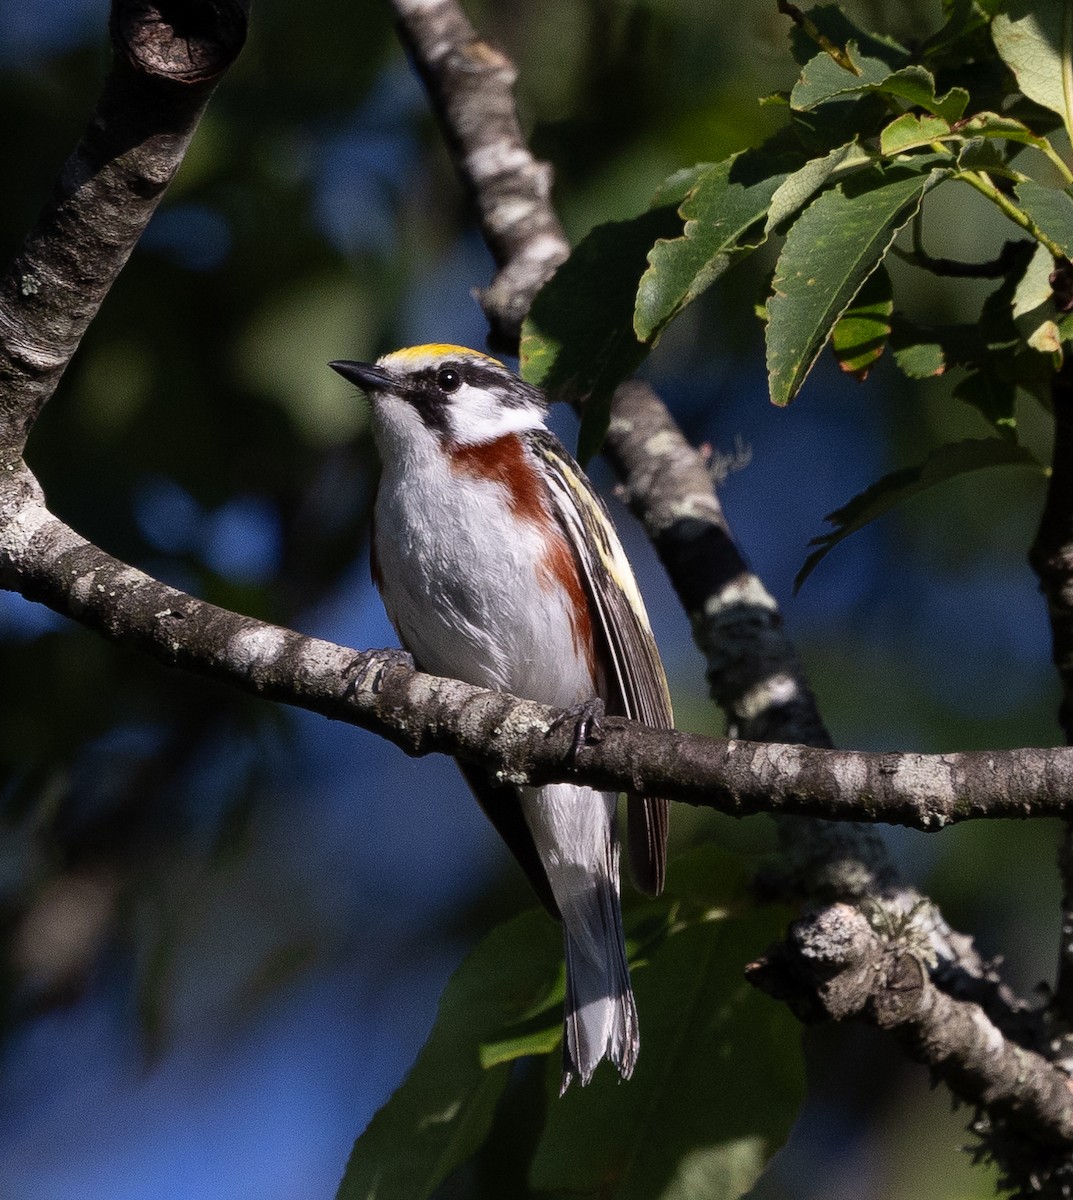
[329,360,393,392]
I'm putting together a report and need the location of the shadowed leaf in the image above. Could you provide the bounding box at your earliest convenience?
[795,438,1042,591]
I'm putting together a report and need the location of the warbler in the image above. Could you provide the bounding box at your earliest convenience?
[330,345,673,1090]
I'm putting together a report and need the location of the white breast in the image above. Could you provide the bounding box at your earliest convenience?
[374,439,596,709]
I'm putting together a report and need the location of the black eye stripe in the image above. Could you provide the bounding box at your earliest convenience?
[394,358,548,436]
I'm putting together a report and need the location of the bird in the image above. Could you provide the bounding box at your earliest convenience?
[329,344,673,1091]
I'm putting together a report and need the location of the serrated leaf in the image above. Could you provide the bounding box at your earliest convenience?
[650,163,718,208]
[766,163,948,406]
[1016,180,1073,258]
[993,0,1073,139]
[795,438,1042,590]
[831,265,893,378]
[880,112,952,155]
[521,206,682,463]
[792,48,968,121]
[634,151,795,346]
[765,140,871,233]
[337,911,563,1200]
[529,848,803,1200]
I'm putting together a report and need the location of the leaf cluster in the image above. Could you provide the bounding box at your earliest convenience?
[338,847,803,1200]
[522,0,1073,581]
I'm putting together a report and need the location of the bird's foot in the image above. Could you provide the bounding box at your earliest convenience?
[347,647,414,696]
[549,697,606,764]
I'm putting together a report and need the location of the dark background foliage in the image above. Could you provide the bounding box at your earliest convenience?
[0,1,1061,1196]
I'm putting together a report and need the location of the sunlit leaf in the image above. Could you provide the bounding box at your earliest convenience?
[792,48,968,121]
[1012,240,1064,355]
[766,162,949,406]
[957,111,1062,154]
[634,151,796,345]
[795,438,1042,590]
[765,140,871,233]
[992,0,1073,138]
[790,45,893,111]
[880,112,951,155]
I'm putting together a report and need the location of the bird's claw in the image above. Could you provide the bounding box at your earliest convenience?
[348,648,414,696]
[550,697,606,764]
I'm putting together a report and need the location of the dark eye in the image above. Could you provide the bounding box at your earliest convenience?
[436,366,461,393]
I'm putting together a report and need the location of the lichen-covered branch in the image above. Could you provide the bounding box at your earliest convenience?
[0,0,248,451]
[391,0,570,346]
[748,904,1073,1149]
[5,463,1073,826]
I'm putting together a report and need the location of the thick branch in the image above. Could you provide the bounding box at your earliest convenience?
[4,463,1073,827]
[0,0,248,450]
[749,904,1073,1148]
[391,0,570,347]
[605,381,830,747]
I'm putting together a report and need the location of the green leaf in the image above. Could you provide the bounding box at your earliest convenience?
[992,0,1073,139]
[1016,180,1073,258]
[337,910,563,1200]
[765,140,871,233]
[521,206,682,463]
[792,49,968,121]
[790,45,893,110]
[634,151,795,346]
[957,111,1061,154]
[795,438,1042,590]
[529,848,803,1200]
[831,265,894,378]
[880,112,952,155]
[766,163,948,406]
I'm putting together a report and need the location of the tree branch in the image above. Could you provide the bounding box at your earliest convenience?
[391,0,570,347]
[5,466,1073,827]
[748,904,1073,1148]
[0,0,248,451]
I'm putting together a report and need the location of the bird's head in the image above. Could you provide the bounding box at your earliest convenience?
[330,344,548,451]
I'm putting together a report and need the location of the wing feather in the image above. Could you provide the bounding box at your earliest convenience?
[528,429,673,895]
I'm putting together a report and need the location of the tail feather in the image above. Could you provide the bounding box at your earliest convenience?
[560,881,638,1091]
[520,783,638,1092]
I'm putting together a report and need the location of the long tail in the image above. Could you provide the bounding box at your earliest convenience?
[520,783,638,1091]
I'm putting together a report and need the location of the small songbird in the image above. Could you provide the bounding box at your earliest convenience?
[330,345,673,1090]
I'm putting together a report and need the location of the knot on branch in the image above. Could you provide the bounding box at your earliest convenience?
[111,0,249,84]
[746,903,909,1023]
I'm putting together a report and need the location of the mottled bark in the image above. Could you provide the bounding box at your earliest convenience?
[0,0,248,450]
